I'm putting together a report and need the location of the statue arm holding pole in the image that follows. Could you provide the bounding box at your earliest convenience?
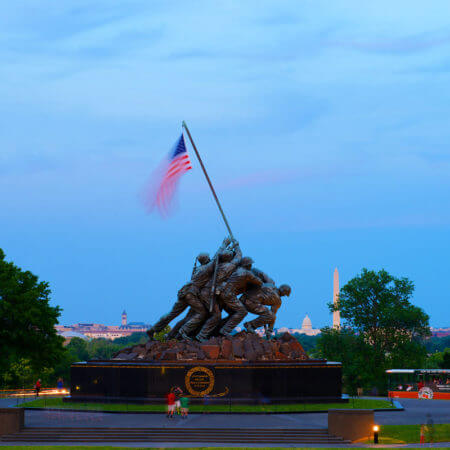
[230,241,242,267]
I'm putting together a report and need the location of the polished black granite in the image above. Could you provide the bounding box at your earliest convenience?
[69,359,343,404]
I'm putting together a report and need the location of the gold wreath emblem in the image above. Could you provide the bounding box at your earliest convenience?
[185,366,215,396]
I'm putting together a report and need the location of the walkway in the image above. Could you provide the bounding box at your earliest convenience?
[20,397,449,428]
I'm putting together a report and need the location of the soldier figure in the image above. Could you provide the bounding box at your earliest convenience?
[195,242,242,341]
[216,257,262,337]
[251,267,275,285]
[242,283,291,335]
[146,238,231,340]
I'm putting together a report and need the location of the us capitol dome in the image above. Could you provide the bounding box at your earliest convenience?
[299,314,320,336]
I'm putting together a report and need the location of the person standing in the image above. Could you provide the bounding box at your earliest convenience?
[166,389,176,418]
[173,386,183,415]
[56,378,64,392]
[35,379,41,397]
[180,395,189,418]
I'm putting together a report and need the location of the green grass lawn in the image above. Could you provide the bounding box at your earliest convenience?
[361,424,450,444]
[19,397,394,412]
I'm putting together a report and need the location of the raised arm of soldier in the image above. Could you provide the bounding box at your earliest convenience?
[213,237,231,259]
[191,238,231,283]
[230,240,242,268]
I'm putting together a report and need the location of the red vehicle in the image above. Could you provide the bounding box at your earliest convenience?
[386,369,450,400]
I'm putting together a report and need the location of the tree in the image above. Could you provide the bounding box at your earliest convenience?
[424,336,450,353]
[0,248,65,384]
[87,339,120,360]
[328,268,430,392]
[66,338,90,362]
[113,332,147,346]
[441,349,450,369]
[427,348,450,369]
[316,327,373,395]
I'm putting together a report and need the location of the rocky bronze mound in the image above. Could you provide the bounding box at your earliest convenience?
[113,332,308,362]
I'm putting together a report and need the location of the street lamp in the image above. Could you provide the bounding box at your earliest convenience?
[373,425,379,444]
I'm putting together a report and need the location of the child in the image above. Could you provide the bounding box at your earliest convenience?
[173,386,183,415]
[180,395,189,418]
[166,389,176,418]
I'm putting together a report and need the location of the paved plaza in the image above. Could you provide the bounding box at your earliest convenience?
[0,397,447,428]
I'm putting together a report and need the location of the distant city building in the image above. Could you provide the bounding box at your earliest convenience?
[278,314,321,336]
[431,327,450,337]
[300,314,321,336]
[55,311,149,341]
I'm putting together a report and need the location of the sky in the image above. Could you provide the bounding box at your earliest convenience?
[1,1,449,328]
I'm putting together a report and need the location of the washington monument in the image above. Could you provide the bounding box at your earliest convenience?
[333,268,341,328]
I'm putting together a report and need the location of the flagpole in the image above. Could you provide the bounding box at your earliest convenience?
[182,121,234,240]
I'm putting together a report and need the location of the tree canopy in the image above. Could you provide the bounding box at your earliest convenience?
[336,268,430,349]
[318,268,430,393]
[0,248,65,385]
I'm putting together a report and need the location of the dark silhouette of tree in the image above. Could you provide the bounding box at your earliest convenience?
[0,248,65,385]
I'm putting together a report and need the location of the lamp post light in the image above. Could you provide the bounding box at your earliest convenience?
[373,425,379,444]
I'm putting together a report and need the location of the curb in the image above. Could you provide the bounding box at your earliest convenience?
[22,403,404,415]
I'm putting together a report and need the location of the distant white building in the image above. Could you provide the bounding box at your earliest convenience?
[277,315,321,336]
[299,315,321,336]
[55,311,150,341]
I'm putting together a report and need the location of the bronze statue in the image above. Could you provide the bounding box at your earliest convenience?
[147,238,231,339]
[242,283,291,335]
[195,242,242,341]
[147,238,291,341]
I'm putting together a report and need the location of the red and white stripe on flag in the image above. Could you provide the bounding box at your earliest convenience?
[144,133,192,216]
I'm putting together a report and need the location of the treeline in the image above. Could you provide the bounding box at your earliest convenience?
[288,333,449,369]
[0,334,148,389]
[54,333,148,383]
[424,335,450,353]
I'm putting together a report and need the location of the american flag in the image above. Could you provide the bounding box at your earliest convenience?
[144,134,192,216]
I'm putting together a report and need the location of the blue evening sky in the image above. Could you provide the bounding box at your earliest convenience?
[1,1,449,328]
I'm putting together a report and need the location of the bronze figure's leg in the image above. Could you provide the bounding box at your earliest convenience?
[178,294,208,340]
[147,298,187,339]
[166,311,192,340]
[243,299,273,332]
[195,302,221,342]
[218,292,247,337]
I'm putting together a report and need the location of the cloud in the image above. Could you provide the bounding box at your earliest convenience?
[218,169,301,190]
[329,29,450,54]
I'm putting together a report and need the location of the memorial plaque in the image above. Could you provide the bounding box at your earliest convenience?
[185,366,215,396]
